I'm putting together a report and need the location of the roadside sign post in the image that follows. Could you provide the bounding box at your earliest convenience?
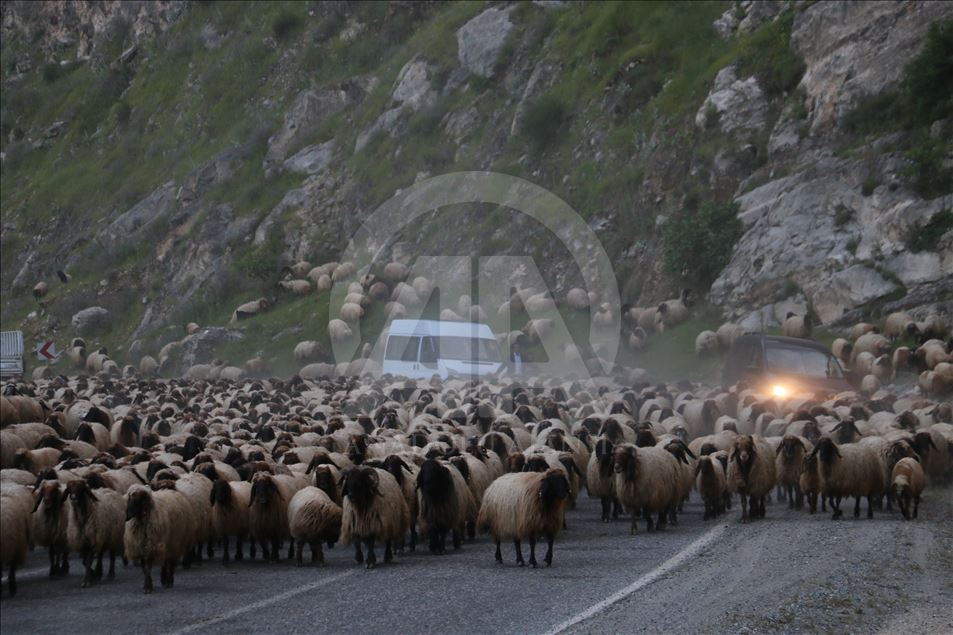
[35,340,60,362]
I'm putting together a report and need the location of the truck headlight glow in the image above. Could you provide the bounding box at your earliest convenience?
[771,384,789,399]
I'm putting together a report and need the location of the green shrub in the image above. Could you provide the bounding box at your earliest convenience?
[907,209,953,252]
[833,203,854,227]
[521,92,568,149]
[663,201,743,285]
[860,176,879,196]
[272,10,304,43]
[904,20,953,126]
[905,136,953,198]
[736,12,804,97]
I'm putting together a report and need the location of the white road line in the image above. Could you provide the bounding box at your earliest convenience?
[542,523,728,635]
[166,569,357,635]
[1,566,51,582]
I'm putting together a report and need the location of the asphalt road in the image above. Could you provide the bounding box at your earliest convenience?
[2,489,952,634]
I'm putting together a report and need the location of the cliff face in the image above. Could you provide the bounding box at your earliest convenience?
[1,1,950,362]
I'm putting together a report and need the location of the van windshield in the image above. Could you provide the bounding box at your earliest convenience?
[766,346,843,378]
[436,336,501,363]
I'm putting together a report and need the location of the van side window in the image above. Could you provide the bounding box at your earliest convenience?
[421,337,438,363]
[385,336,421,362]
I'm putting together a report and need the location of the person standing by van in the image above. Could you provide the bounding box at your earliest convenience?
[510,342,523,375]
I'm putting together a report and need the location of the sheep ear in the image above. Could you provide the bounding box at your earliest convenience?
[32,491,43,513]
[775,444,784,456]
[799,438,810,452]
[89,489,100,502]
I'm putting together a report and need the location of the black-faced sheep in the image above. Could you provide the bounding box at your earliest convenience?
[340,466,409,569]
[32,480,70,577]
[287,486,342,565]
[775,435,811,509]
[209,479,252,564]
[726,435,777,522]
[65,479,125,587]
[124,484,195,592]
[249,472,300,562]
[416,458,472,554]
[782,313,812,339]
[477,469,570,567]
[694,455,727,520]
[612,444,681,534]
[586,438,619,522]
[810,437,887,520]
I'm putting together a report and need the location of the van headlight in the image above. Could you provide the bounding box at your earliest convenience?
[771,384,789,399]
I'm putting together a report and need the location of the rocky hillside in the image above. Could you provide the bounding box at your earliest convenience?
[1,1,951,372]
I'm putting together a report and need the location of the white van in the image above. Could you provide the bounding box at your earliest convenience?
[381,320,503,379]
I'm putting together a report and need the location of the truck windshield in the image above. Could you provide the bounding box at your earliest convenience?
[436,336,501,363]
[766,346,842,378]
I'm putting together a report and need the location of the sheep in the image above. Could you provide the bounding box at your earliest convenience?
[695,330,720,357]
[726,435,777,522]
[831,338,853,365]
[891,457,926,520]
[249,472,300,562]
[339,466,410,568]
[339,302,364,323]
[32,480,70,577]
[917,338,952,370]
[565,288,590,311]
[13,447,62,475]
[799,450,825,514]
[612,444,681,534]
[852,332,892,364]
[416,458,472,554]
[33,281,49,299]
[279,279,311,295]
[230,298,270,323]
[332,261,356,282]
[477,469,570,567]
[860,374,881,395]
[1,482,33,596]
[694,455,727,520]
[287,486,342,565]
[586,438,619,522]
[656,289,692,329]
[916,314,949,340]
[809,437,886,520]
[65,479,125,587]
[849,322,879,342]
[328,319,354,343]
[208,479,252,563]
[717,323,745,351]
[884,312,919,341]
[124,484,194,593]
[775,435,811,509]
[782,313,812,339]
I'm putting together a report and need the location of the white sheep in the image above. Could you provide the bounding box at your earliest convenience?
[613,444,681,533]
[287,486,342,565]
[726,435,777,522]
[809,437,886,520]
[892,457,925,520]
[328,319,354,342]
[340,466,409,568]
[124,484,196,592]
[695,330,720,357]
[1,482,33,596]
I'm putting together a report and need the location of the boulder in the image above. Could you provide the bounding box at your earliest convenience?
[695,65,768,135]
[283,141,334,175]
[811,265,900,324]
[391,56,436,111]
[792,1,953,132]
[456,6,515,78]
[71,307,112,335]
[178,327,244,373]
[265,87,351,166]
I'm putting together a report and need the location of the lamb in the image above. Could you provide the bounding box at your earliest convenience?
[809,437,887,520]
[891,456,927,522]
[1,482,33,596]
[477,469,570,567]
[775,435,811,509]
[287,486,342,565]
[339,466,410,568]
[32,480,70,577]
[124,484,195,592]
[65,479,125,587]
[416,458,472,554]
[249,472,300,562]
[612,444,681,533]
[726,435,777,522]
[695,330,720,357]
[694,455,727,520]
[782,313,812,339]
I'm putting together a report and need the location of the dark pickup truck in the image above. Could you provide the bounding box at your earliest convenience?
[722,334,852,396]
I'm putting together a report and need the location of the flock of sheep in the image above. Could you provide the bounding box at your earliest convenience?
[2,356,951,597]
